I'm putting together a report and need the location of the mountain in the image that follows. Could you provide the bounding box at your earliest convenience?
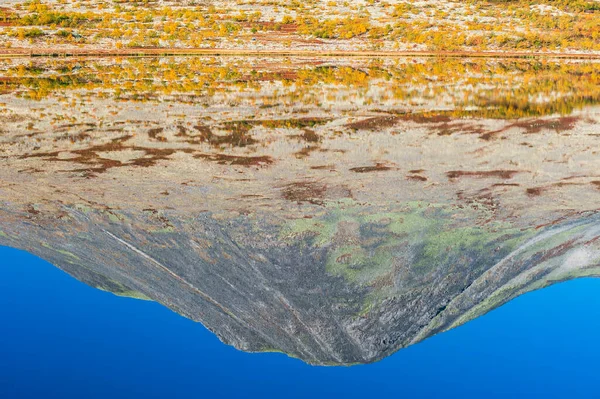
[1,56,600,365]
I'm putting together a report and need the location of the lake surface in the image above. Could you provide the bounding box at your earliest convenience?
[2,245,600,398]
[1,56,600,394]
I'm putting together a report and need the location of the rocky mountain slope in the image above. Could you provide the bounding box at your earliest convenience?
[1,56,600,364]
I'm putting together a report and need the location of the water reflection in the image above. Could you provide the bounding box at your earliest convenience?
[1,56,599,365]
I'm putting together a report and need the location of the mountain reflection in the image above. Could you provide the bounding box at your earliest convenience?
[1,56,599,365]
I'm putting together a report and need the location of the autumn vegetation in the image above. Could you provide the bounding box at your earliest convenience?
[1,56,599,119]
[0,0,598,53]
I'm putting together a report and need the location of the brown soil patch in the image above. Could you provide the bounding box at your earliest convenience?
[350,163,393,173]
[19,135,194,177]
[201,122,257,147]
[148,127,166,142]
[512,116,580,134]
[346,116,399,131]
[400,114,453,124]
[195,153,273,167]
[526,187,545,197]
[298,129,321,143]
[480,116,581,140]
[294,145,320,159]
[406,174,428,182]
[447,170,520,180]
[281,181,326,205]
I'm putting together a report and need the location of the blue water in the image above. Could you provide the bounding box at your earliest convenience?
[1,245,599,399]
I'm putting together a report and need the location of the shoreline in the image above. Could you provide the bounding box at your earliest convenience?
[1,48,600,59]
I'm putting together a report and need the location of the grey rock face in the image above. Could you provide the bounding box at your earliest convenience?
[1,206,599,365]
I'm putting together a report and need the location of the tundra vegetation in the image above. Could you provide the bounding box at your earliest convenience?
[0,0,598,52]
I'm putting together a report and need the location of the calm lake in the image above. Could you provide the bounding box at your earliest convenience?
[2,246,600,398]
